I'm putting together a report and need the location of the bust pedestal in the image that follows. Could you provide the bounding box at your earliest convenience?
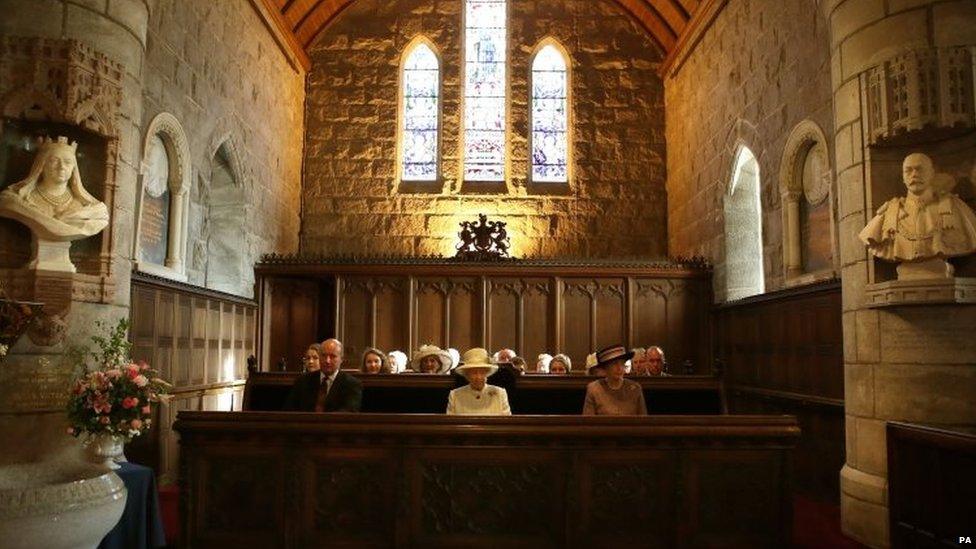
[30,238,75,273]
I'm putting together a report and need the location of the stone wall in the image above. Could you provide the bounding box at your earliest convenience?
[821,1,976,546]
[142,0,306,297]
[665,0,835,301]
[301,0,667,258]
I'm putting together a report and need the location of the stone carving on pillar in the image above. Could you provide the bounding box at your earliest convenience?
[0,137,109,272]
[861,153,976,305]
[864,47,975,145]
[0,36,124,344]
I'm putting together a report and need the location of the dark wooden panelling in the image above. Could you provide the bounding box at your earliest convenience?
[714,281,843,502]
[177,413,797,548]
[888,422,976,549]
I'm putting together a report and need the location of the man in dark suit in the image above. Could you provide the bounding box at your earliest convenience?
[284,338,362,412]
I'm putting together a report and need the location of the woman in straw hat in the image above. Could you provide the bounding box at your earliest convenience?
[446,348,512,415]
[410,344,452,374]
[582,345,647,415]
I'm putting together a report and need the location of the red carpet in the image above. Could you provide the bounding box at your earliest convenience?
[158,484,180,547]
[793,495,867,549]
[158,486,866,547]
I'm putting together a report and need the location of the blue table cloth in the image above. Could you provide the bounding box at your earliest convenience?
[99,462,167,549]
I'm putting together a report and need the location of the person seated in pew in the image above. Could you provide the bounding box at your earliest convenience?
[388,350,408,373]
[446,348,512,415]
[636,346,669,376]
[361,347,391,374]
[303,343,322,373]
[535,353,552,373]
[583,345,647,416]
[285,338,362,412]
[494,348,517,364]
[510,356,527,374]
[549,353,571,374]
[410,344,452,374]
[447,348,461,371]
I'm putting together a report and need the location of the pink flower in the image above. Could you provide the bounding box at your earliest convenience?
[133,375,148,387]
[130,419,143,430]
[105,369,121,379]
[66,427,75,435]
[138,361,150,371]
[141,405,151,415]
[122,397,139,409]
[93,397,111,414]
[99,416,110,425]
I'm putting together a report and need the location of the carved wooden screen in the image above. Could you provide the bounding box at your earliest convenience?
[285,267,714,373]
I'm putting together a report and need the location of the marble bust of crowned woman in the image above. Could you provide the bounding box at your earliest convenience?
[0,136,109,242]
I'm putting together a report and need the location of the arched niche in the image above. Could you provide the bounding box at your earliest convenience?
[134,112,191,281]
[724,145,765,301]
[779,120,836,284]
[205,141,249,297]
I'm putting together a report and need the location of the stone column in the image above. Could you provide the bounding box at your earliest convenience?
[782,190,802,279]
[823,1,976,547]
[0,0,149,463]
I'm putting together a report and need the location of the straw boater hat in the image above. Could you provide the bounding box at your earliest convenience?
[410,344,453,373]
[594,344,634,368]
[454,348,499,377]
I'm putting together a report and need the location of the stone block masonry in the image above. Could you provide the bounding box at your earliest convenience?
[302,0,668,259]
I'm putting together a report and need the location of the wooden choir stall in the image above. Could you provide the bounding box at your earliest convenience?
[176,256,802,548]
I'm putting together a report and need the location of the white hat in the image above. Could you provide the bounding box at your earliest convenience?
[447,348,461,369]
[536,353,552,373]
[585,352,598,372]
[410,344,452,374]
[387,350,407,373]
[454,347,498,377]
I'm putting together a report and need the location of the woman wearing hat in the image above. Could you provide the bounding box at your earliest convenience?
[549,353,571,374]
[582,345,647,415]
[446,348,512,415]
[410,344,452,374]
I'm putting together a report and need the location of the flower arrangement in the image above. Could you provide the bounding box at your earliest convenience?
[66,319,170,440]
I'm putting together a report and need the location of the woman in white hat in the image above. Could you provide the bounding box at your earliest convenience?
[446,348,512,415]
[583,345,647,415]
[410,344,452,374]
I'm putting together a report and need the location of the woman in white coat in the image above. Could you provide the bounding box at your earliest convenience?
[446,348,512,415]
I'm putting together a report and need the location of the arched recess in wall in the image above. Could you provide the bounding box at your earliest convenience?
[205,142,248,297]
[724,145,764,301]
[780,120,836,285]
[397,36,441,188]
[134,112,191,282]
[529,38,571,186]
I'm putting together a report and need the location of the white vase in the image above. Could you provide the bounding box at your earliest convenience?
[88,433,127,470]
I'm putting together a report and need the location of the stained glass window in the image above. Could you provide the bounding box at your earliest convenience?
[401,42,439,181]
[464,0,507,181]
[531,45,568,182]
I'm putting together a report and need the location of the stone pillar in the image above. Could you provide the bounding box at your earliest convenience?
[823,1,976,547]
[0,0,148,463]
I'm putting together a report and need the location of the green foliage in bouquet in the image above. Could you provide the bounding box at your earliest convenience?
[66,318,171,440]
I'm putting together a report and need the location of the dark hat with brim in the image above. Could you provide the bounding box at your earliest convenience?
[594,344,634,368]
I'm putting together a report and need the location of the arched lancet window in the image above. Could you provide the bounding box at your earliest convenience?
[724,146,764,300]
[400,40,440,181]
[463,0,507,181]
[531,42,569,183]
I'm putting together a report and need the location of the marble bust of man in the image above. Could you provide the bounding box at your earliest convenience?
[859,152,976,278]
[0,136,109,241]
